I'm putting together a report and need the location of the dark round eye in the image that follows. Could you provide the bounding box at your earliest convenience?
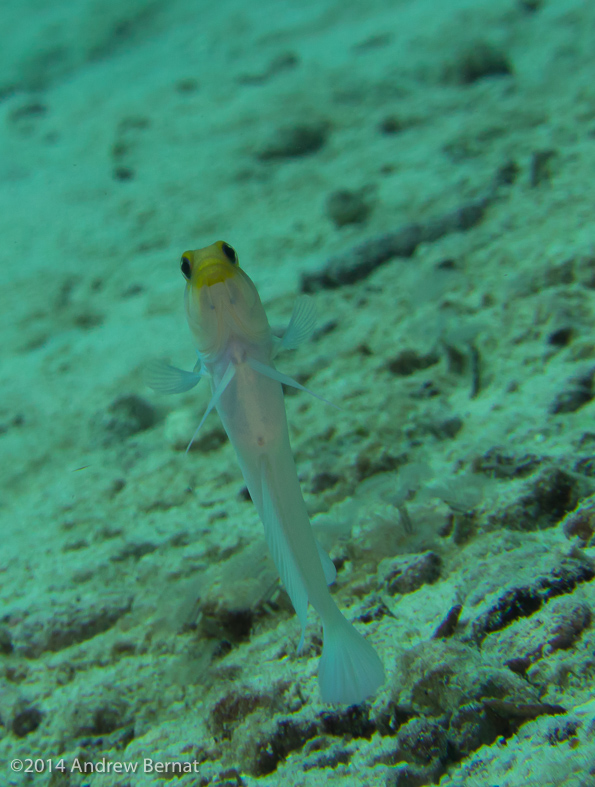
[180,255,191,280]
[221,242,238,264]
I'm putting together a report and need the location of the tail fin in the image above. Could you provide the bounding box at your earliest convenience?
[318,615,385,705]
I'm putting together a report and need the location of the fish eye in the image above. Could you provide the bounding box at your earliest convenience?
[180,255,192,280]
[221,242,238,265]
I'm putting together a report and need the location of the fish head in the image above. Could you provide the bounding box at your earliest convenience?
[181,241,270,357]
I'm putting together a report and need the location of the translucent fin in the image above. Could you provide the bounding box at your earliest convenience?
[260,456,309,652]
[316,539,337,585]
[271,336,283,357]
[145,359,202,394]
[318,615,385,705]
[185,362,235,453]
[246,357,341,410]
[282,296,317,350]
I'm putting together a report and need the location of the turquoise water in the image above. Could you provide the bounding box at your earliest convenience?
[1,0,595,784]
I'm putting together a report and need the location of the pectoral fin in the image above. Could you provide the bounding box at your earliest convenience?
[145,359,202,394]
[281,295,317,350]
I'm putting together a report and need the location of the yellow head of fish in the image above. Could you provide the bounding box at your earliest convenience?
[181,241,270,358]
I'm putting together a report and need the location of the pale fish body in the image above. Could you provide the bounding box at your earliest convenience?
[148,241,385,704]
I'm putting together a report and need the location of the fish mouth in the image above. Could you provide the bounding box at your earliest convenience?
[193,258,236,288]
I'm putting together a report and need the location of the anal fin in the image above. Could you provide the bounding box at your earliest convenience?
[260,456,309,651]
[316,539,337,586]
